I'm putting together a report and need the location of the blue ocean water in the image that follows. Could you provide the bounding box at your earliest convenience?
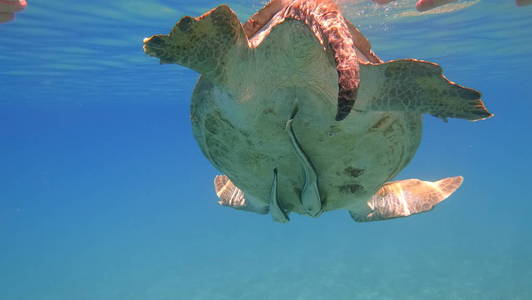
[1,0,531,299]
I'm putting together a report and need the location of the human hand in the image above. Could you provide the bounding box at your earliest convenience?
[0,0,27,23]
[415,0,456,12]
[516,0,532,6]
[371,0,530,11]
[369,0,458,12]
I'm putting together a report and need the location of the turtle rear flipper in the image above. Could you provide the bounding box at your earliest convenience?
[214,175,269,214]
[350,176,463,222]
[360,59,493,121]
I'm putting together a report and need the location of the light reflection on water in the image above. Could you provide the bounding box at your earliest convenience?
[1,0,530,88]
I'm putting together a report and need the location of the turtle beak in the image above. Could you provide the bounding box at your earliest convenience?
[143,34,168,59]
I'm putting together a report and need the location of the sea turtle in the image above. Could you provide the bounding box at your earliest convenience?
[143,0,492,222]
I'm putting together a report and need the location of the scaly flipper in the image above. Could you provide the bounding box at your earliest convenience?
[362,59,493,121]
[214,175,269,214]
[270,168,289,223]
[243,0,292,38]
[350,176,463,222]
[285,118,322,217]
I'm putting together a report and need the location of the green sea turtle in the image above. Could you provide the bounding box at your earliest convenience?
[143,0,492,222]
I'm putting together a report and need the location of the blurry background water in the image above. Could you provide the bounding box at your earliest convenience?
[1,0,531,299]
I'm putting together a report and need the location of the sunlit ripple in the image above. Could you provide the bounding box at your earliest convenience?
[0,0,531,103]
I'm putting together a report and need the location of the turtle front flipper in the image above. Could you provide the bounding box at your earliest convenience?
[359,59,493,121]
[244,0,361,121]
[283,0,361,121]
[214,175,269,214]
[350,176,463,222]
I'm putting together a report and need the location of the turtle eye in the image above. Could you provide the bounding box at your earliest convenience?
[178,16,195,33]
[147,35,165,46]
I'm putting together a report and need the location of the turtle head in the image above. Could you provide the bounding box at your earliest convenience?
[143,5,248,82]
